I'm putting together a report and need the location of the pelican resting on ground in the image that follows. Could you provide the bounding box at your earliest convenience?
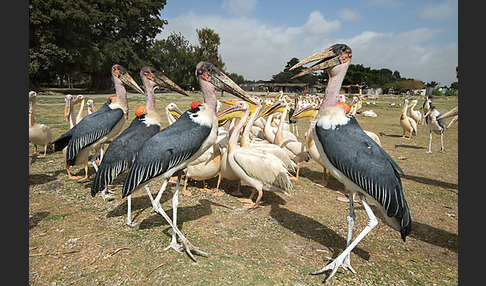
[121,61,258,260]
[91,66,188,226]
[400,99,417,139]
[29,91,52,157]
[290,43,411,282]
[51,64,145,182]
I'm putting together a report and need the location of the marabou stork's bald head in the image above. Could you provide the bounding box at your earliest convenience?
[290,44,352,108]
[111,64,145,95]
[290,44,352,79]
[140,66,188,96]
[195,61,258,107]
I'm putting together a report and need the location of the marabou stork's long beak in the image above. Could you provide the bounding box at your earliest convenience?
[437,107,458,120]
[197,62,258,105]
[119,70,145,95]
[290,44,352,79]
[153,70,189,96]
[290,104,318,120]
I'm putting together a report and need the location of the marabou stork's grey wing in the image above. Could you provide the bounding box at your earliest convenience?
[436,113,446,130]
[315,116,411,239]
[65,108,124,165]
[122,112,211,197]
[91,117,160,196]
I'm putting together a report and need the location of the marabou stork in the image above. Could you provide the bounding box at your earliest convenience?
[51,64,145,182]
[91,66,188,226]
[425,104,446,153]
[290,44,411,282]
[29,91,52,157]
[121,61,257,260]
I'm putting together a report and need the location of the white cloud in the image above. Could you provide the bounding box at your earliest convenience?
[340,28,458,85]
[160,10,340,81]
[158,9,457,85]
[416,0,457,21]
[337,8,360,21]
[222,0,257,16]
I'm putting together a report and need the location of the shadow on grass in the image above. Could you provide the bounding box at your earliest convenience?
[269,202,370,261]
[404,174,458,190]
[394,144,427,150]
[410,221,458,253]
[138,199,232,231]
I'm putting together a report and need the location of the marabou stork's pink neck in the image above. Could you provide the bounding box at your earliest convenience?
[320,62,350,113]
[199,78,218,113]
[114,78,129,113]
[145,81,157,113]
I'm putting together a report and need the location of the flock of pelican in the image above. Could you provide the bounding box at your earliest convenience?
[29,43,457,283]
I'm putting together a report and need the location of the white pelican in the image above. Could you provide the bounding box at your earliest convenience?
[263,99,310,180]
[121,61,257,260]
[290,43,411,282]
[400,99,417,139]
[165,102,183,125]
[87,99,97,114]
[51,64,145,182]
[218,101,292,209]
[408,99,422,124]
[29,91,52,157]
[425,104,446,153]
[91,66,188,226]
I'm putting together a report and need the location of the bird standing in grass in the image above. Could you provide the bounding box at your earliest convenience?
[290,43,411,282]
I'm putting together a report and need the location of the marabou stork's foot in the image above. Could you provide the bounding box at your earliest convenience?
[29,153,39,157]
[200,187,211,193]
[100,189,118,201]
[126,220,137,228]
[426,150,432,154]
[163,239,184,254]
[311,253,356,282]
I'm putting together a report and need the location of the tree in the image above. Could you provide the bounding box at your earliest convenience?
[271,58,318,85]
[194,28,225,70]
[150,32,197,90]
[29,0,168,90]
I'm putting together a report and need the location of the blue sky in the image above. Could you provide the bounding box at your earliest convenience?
[157,0,458,86]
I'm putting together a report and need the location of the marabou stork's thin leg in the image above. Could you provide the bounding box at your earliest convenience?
[439,132,445,152]
[152,175,208,261]
[312,194,377,282]
[126,195,135,226]
[164,173,183,253]
[427,131,433,153]
[343,193,357,273]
